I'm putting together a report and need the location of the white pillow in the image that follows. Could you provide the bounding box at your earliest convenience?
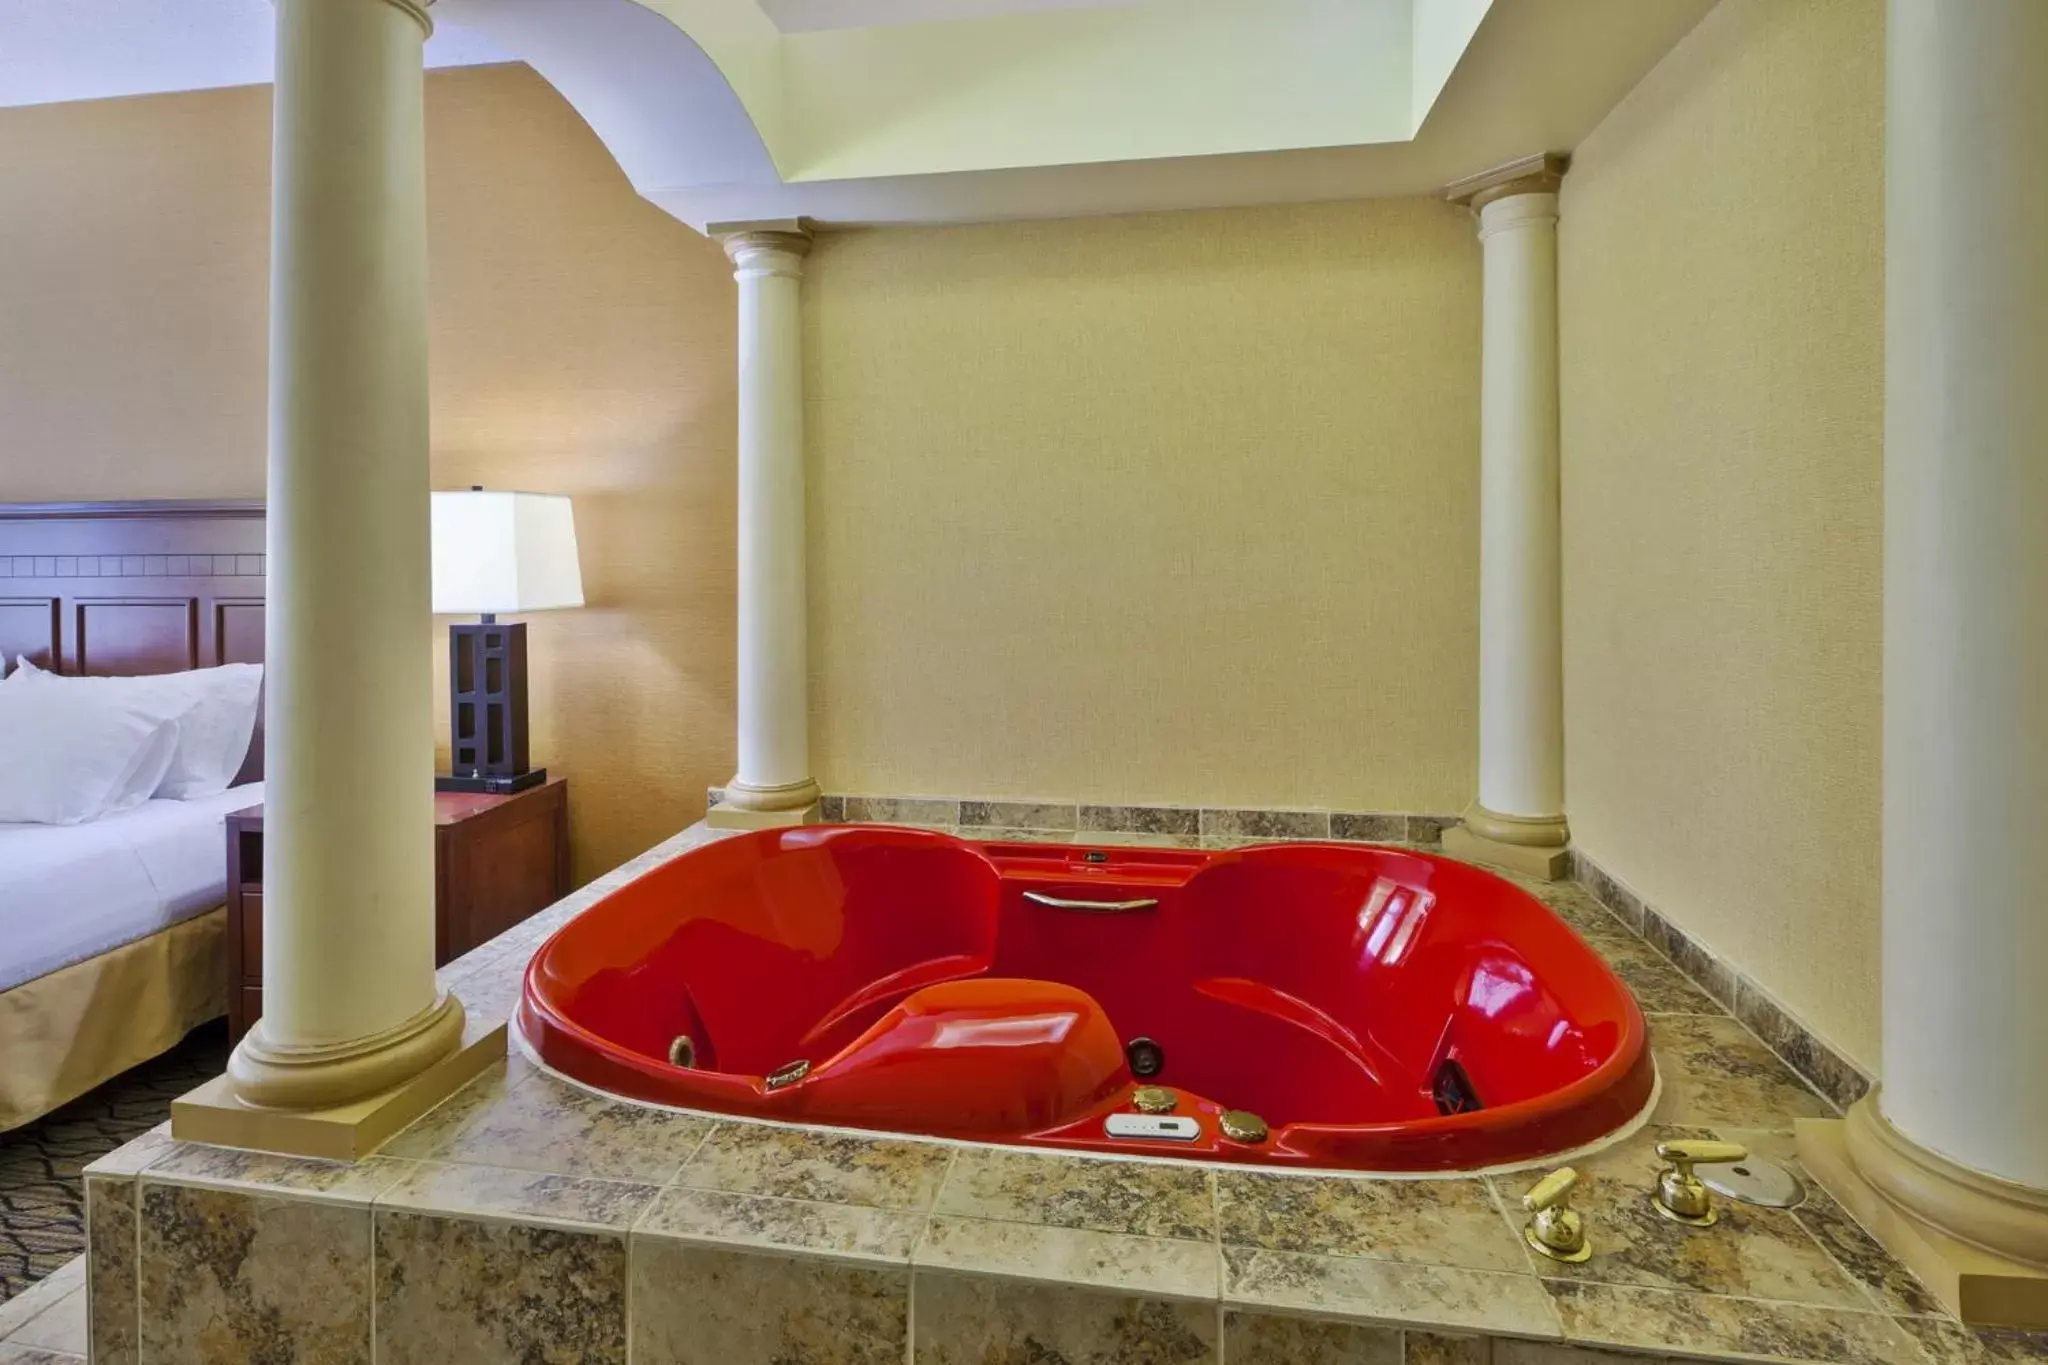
[0,685,182,824]
[10,657,262,799]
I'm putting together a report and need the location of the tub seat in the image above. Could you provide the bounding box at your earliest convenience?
[796,977,1129,1136]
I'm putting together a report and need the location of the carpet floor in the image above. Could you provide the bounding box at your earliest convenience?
[0,1020,228,1302]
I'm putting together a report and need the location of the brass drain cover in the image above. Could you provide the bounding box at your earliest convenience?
[1132,1086,1178,1114]
[1219,1109,1269,1144]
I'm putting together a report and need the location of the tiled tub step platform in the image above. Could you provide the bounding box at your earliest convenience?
[67,816,2044,1365]
[79,1062,2046,1364]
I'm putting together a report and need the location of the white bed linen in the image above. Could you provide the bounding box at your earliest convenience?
[0,782,262,992]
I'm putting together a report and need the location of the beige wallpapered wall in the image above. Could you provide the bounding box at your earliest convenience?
[0,11,1892,1070]
[0,65,740,882]
[1559,0,1885,1068]
[804,201,1483,811]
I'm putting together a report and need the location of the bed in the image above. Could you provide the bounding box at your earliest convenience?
[0,499,265,1131]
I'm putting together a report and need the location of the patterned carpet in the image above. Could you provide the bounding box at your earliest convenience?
[0,1021,229,1302]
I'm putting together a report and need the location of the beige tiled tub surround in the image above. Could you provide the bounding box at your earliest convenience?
[134,1147,404,1365]
[915,1270,1217,1364]
[634,1238,910,1365]
[1545,1280,1926,1363]
[1534,1125,1871,1309]
[380,1063,715,1183]
[69,815,2048,1365]
[1573,850,1874,1113]
[374,1163,648,1365]
[679,1124,951,1212]
[1224,1309,1404,1365]
[935,1146,1213,1241]
[79,1127,166,1365]
[1216,1169,1526,1274]
[1224,1246,1561,1340]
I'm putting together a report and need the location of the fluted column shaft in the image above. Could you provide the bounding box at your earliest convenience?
[1796,3,2048,1322]
[1474,190,1566,827]
[228,0,462,1108]
[1442,157,1571,880]
[711,229,821,825]
[1865,0,2048,1194]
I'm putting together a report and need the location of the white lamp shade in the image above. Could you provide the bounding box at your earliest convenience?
[431,490,585,615]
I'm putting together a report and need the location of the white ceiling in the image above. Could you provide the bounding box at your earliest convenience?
[2,0,1720,232]
[0,0,511,109]
[755,0,1142,33]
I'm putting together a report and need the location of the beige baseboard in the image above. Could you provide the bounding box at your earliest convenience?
[171,1019,506,1162]
[1799,1117,2048,1329]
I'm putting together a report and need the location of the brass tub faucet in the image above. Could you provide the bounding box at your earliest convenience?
[1652,1139,1748,1226]
[1522,1166,1592,1262]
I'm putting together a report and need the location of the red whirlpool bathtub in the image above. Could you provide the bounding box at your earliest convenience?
[519,827,1654,1172]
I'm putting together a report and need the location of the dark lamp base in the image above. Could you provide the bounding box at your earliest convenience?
[436,767,550,795]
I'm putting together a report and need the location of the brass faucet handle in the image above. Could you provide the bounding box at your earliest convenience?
[1521,1167,1591,1263]
[1131,1085,1178,1114]
[1523,1165,1580,1214]
[1652,1140,1747,1226]
[1654,1139,1748,1174]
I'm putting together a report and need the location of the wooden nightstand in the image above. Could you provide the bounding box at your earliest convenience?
[224,777,570,1044]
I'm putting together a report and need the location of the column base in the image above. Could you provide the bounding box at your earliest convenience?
[1799,1099,2048,1328]
[227,991,468,1109]
[707,775,823,829]
[1442,805,1571,880]
[174,1008,505,1163]
[706,801,823,829]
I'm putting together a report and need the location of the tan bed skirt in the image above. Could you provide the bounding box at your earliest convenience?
[0,908,227,1133]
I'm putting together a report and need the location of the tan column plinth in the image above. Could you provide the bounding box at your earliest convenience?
[707,224,823,831]
[1441,804,1570,879]
[176,1022,503,1163]
[1800,1097,2048,1328]
[712,779,823,829]
[173,0,493,1156]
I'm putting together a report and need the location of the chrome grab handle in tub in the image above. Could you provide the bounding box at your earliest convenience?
[1022,890,1161,914]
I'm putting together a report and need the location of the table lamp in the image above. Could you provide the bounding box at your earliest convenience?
[431,487,584,794]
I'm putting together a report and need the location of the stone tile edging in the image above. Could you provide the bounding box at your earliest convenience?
[709,787,1461,848]
[1570,848,1873,1114]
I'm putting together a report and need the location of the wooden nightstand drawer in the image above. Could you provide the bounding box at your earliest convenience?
[238,889,262,982]
[224,778,569,1045]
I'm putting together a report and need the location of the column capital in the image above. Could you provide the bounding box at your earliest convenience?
[1444,151,1569,213]
[373,0,435,38]
[715,220,815,278]
[1475,191,1558,242]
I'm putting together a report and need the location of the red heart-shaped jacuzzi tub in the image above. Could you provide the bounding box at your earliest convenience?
[518,826,1654,1172]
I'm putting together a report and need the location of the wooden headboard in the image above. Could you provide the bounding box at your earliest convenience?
[0,500,267,784]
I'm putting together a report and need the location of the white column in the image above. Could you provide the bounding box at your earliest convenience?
[226,0,462,1108]
[1443,157,1570,880]
[709,226,821,827]
[1835,0,2048,1279]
